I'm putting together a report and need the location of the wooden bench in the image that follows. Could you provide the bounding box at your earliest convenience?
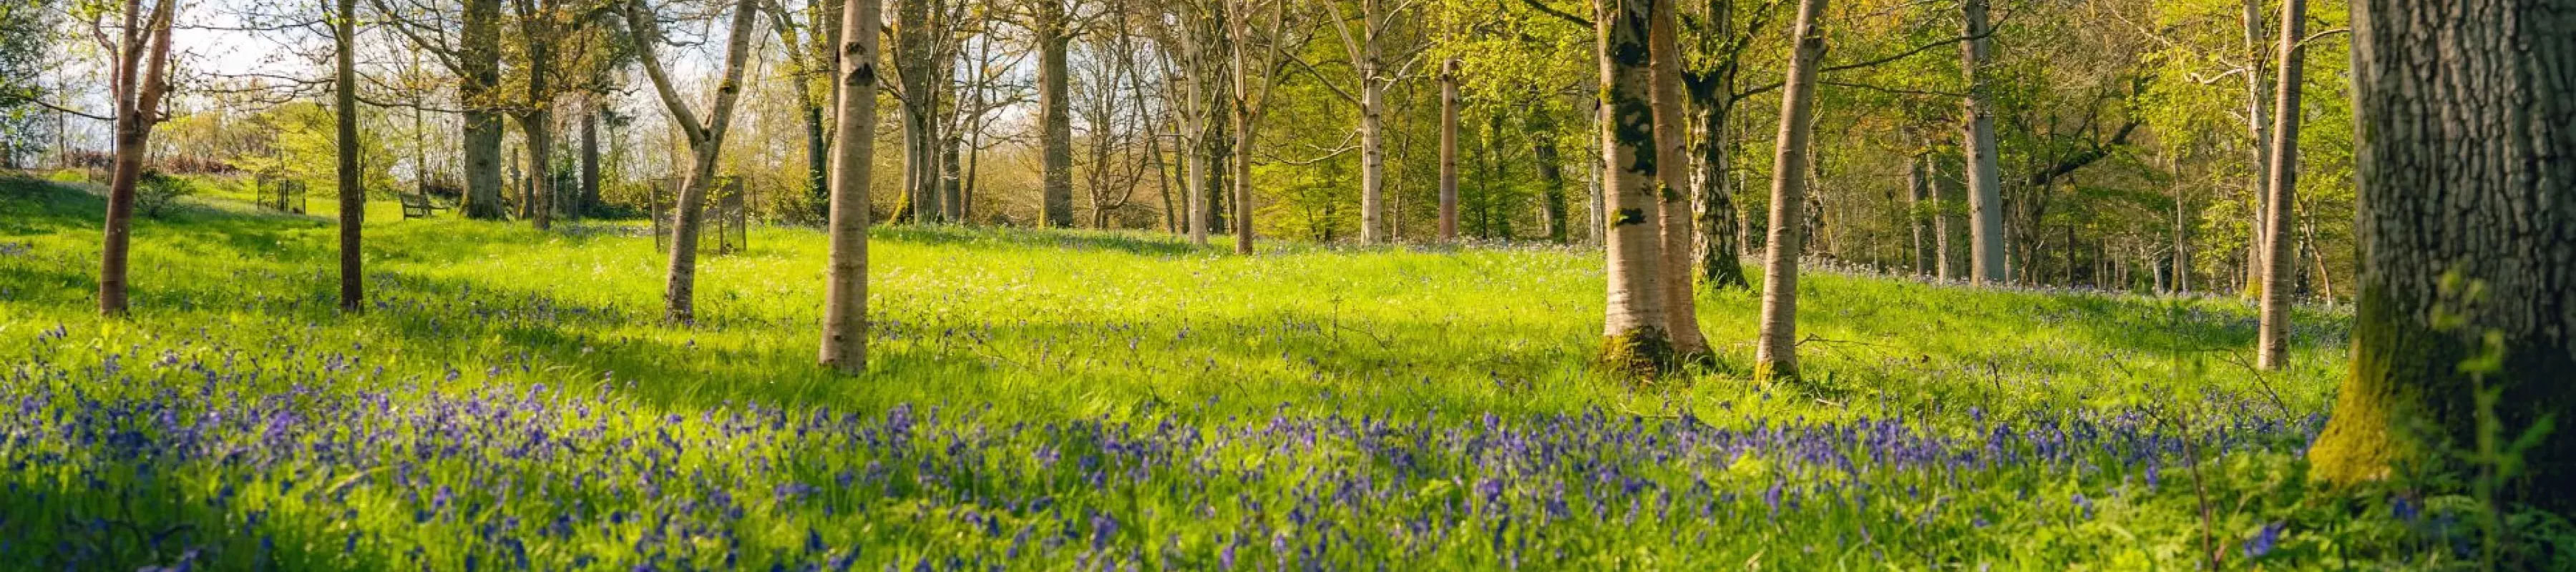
[401,193,446,219]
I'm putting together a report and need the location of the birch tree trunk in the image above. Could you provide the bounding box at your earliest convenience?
[1959,0,2006,285]
[1596,0,1669,373]
[1648,0,1707,358]
[1692,0,1748,291]
[2307,0,2576,516]
[335,0,364,311]
[1438,58,1460,242]
[819,0,881,373]
[2239,0,2272,297]
[1907,152,1931,277]
[1752,0,1828,383]
[2253,0,2303,370]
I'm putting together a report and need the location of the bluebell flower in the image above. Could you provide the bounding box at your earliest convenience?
[2243,522,2284,558]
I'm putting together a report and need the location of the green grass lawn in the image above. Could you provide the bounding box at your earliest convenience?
[0,174,2511,570]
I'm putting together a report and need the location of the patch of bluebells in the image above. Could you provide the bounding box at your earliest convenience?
[0,337,2330,571]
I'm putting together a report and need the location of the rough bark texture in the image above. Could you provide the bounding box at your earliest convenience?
[1690,0,1748,292]
[459,0,506,220]
[1596,0,1669,374]
[1647,0,1708,358]
[1958,0,2006,285]
[2306,0,2576,516]
[893,0,937,224]
[1438,58,1460,242]
[628,0,760,323]
[1038,6,1075,227]
[336,0,365,311]
[2253,0,2303,370]
[1752,0,1826,383]
[819,0,880,373]
[98,0,173,317]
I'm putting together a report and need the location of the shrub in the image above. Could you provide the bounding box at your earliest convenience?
[135,169,196,218]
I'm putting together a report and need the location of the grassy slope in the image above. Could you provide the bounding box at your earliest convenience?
[4,175,2476,571]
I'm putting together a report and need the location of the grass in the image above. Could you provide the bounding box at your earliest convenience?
[0,172,2520,570]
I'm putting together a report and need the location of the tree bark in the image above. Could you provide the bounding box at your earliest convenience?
[459,0,506,220]
[2239,0,2272,298]
[1690,0,1748,291]
[580,104,600,218]
[625,0,761,323]
[336,0,365,311]
[819,0,880,373]
[1907,151,1931,277]
[2307,0,2576,516]
[1648,0,1708,358]
[1752,0,1828,383]
[2253,0,2303,370]
[1529,109,1568,243]
[1038,6,1075,227]
[1350,0,1388,243]
[1438,58,1460,242]
[512,0,556,230]
[1226,0,1254,255]
[1959,0,2006,285]
[98,0,175,317]
[1596,0,1669,374]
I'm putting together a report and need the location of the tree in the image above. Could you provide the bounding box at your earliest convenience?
[622,0,761,323]
[370,0,507,219]
[1645,0,1705,357]
[1594,0,1667,373]
[819,0,881,373]
[1437,57,1458,241]
[335,0,364,311]
[1315,0,1419,243]
[1032,0,1080,227]
[2305,0,2576,515]
[1958,0,2004,285]
[97,0,177,316]
[2252,0,2303,370]
[1750,0,1825,382]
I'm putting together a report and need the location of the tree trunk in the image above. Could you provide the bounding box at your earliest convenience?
[1959,0,2006,285]
[1934,152,1956,280]
[1648,0,1708,358]
[1752,0,1828,383]
[1438,58,1460,242]
[1226,3,1254,255]
[2253,0,2304,370]
[627,0,761,323]
[1038,12,1075,227]
[1359,75,1387,242]
[1907,152,1931,277]
[894,0,936,224]
[514,0,555,231]
[2307,0,2576,516]
[98,0,174,317]
[459,0,506,220]
[819,0,880,373]
[2239,0,2273,298]
[1529,109,1568,243]
[336,0,365,311]
[580,105,600,218]
[1595,0,1669,373]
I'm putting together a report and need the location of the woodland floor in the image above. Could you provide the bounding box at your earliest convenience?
[0,173,2522,570]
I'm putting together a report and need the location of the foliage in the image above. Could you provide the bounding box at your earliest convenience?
[134,169,197,218]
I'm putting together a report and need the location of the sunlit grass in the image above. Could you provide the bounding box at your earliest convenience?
[1,174,2487,571]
